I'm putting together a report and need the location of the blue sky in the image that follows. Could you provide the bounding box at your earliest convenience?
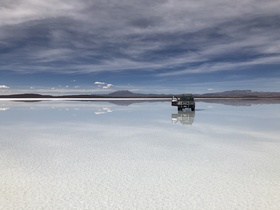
[0,0,280,95]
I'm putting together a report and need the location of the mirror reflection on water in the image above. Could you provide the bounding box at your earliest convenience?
[1,100,280,209]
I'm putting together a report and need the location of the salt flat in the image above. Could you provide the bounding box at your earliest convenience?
[0,101,280,209]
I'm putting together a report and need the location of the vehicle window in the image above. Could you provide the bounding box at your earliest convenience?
[181,96,194,101]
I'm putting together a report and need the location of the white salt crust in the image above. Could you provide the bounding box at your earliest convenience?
[0,102,280,209]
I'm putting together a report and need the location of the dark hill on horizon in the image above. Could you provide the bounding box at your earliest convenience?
[196,90,280,98]
[106,90,146,97]
[104,90,280,98]
[105,90,171,98]
[0,90,280,98]
[0,93,53,98]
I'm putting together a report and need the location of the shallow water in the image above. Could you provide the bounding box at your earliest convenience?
[1,100,280,209]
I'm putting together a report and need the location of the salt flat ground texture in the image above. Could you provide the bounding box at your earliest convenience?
[0,100,280,210]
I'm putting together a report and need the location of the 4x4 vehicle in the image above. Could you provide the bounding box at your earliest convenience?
[171,94,195,111]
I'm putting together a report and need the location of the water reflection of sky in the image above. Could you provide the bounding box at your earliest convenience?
[1,101,280,209]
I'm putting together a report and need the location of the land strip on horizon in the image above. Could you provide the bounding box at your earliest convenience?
[1,90,280,99]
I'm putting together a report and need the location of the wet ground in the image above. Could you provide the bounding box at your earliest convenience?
[1,100,280,209]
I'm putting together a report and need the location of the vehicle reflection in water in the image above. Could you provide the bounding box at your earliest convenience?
[171,110,195,125]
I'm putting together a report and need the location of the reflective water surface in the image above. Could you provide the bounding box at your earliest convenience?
[1,100,280,209]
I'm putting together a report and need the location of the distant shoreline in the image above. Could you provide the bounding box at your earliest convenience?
[1,97,280,102]
[1,90,280,100]
[0,97,170,101]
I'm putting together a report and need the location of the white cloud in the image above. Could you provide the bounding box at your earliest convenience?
[95,81,105,85]
[106,84,113,88]
[102,84,113,89]
[94,81,113,89]
[0,85,9,89]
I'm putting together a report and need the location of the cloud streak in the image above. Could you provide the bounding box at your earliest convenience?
[0,0,279,89]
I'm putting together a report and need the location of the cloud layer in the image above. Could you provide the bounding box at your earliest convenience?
[0,0,280,78]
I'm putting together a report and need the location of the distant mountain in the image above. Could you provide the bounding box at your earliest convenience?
[105,90,171,98]
[0,90,280,99]
[106,90,146,97]
[0,93,104,98]
[105,90,280,98]
[195,90,280,98]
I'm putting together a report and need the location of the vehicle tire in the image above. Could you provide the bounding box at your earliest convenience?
[191,107,195,111]
[178,107,181,111]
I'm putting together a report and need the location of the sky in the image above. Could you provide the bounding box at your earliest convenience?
[0,0,280,95]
